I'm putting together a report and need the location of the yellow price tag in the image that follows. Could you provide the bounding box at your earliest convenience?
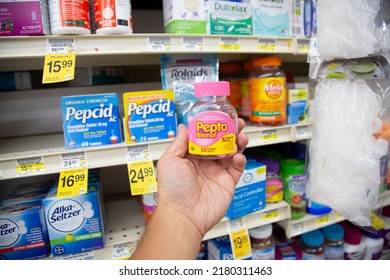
[16,157,45,176]
[42,53,75,84]
[263,211,279,221]
[127,160,157,196]
[16,163,45,173]
[220,44,241,51]
[57,168,88,197]
[316,215,331,225]
[370,212,385,230]
[229,227,252,260]
[258,44,276,51]
[261,130,278,142]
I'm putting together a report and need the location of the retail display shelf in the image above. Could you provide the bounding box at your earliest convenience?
[48,195,290,260]
[0,123,312,180]
[0,34,308,71]
[278,190,390,239]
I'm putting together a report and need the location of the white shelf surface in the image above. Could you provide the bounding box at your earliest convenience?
[278,190,390,239]
[0,34,308,71]
[0,123,312,180]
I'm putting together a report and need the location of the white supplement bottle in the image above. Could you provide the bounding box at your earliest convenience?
[49,0,91,35]
[362,230,384,260]
[94,0,133,34]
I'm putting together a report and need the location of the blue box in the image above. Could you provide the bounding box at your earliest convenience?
[42,184,105,257]
[207,235,234,260]
[61,93,122,149]
[0,202,51,260]
[226,161,266,220]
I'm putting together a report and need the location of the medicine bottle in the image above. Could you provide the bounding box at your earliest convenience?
[321,223,344,260]
[219,62,242,117]
[344,225,365,260]
[380,205,390,251]
[362,230,384,260]
[94,0,133,34]
[240,61,253,120]
[261,159,283,203]
[280,158,306,219]
[249,224,275,260]
[249,56,287,126]
[187,81,238,159]
[299,230,325,260]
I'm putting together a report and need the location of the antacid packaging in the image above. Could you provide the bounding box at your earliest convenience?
[123,90,177,144]
[61,93,122,149]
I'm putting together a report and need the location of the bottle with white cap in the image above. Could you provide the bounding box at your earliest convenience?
[249,224,275,260]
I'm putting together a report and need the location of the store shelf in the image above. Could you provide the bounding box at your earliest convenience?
[53,195,290,260]
[0,34,308,71]
[278,191,390,239]
[0,123,312,180]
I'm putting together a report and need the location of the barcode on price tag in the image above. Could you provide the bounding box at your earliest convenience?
[61,152,88,169]
[219,37,240,51]
[147,36,172,51]
[127,145,152,161]
[16,156,45,176]
[112,241,138,260]
[46,38,76,54]
[54,251,95,260]
[257,38,277,51]
[182,37,205,51]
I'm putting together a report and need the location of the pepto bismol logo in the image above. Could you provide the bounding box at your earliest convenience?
[48,199,84,232]
[0,219,19,248]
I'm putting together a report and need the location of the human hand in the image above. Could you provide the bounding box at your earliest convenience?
[156,118,249,241]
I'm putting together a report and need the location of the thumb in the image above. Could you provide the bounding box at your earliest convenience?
[162,124,188,159]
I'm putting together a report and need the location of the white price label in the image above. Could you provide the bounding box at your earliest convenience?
[182,37,205,51]
[54,251,95,260]
[296,125,311,139]
[219,37,240,51]
[46,38,76,54]
[147,36,172,51]
[127,144,152,162]
[61,152,88,169]
[112,241,138,260]
[16,156,45,176]
[291,222,304,236]
[257,38,277,51]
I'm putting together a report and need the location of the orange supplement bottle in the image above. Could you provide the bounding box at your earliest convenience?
[249,57,287,126]
[219,62,242,117]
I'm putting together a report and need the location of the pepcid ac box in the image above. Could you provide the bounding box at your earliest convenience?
[0,202,50,260]
[123,90,177,144]
[42,183,105,257]
[61,93,122,149]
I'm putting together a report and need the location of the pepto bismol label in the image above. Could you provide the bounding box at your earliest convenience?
[0,219,19,247]
[48,200,85,232]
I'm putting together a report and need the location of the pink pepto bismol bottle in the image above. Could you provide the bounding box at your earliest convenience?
[187,81,238,159]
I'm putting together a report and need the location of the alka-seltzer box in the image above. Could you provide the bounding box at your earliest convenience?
[205,0,252,35]
[0,202,50,260]
[163,0,207,34]
[42,183,104,257]
[61,93,122,149]
[226,161,266,220]
[252,0,292,37]
[123,90,177,144]
[0,0,50,36]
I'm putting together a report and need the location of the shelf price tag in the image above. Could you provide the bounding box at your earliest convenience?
[316,215,331,226]
[126,145,157,195]
[257,38,277,51]
[370,212,385,230]
[219,37,240,51]
[147,36,172,52]
[43,38,76,84]
[61,152,88,169]
[16,156,45,177]
[112,241,138,260]
[262,210,280,222]
[182,37,205,51]
[57,168,88,197]
[291,222,304,236]
[261,129,278,142]
[297,39,310,53]
[227,218,252,260]
[295,125,311,139]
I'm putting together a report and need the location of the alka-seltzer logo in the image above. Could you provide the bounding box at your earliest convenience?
[264,80,284,99]
[196,121,228,138]
[48,200,84,233]
[127,99,173,119]
[0,219,19,248]
[65,104,116,124]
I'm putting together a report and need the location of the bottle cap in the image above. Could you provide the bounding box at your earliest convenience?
[280,159,305,175]
[322,224,344,241]
[194,81,230,97]
[252,57,282,68]
[381,205,390,217]
[344,226,362,245]
[260,159,280,173]
[249,224,273,239]
[300,230,324,247]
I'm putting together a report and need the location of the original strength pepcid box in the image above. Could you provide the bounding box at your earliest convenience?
[123,90,177,144]
[61,93,122,149]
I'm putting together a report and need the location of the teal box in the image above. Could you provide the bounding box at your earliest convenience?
[226,161,266,220]
[0,202,51,260]
[42,183,105,257]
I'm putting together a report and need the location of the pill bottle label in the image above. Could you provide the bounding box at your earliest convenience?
[284,174,306,208]
[49,0,90,29]
[252,246,275,260]
[344,250,365,260]
[303,251,325,260]
[94,0,132,30]
[325,245,344,260]
[250,77,286,124]
[383,229,390,250]
[188,111,236,155]
[266,182,283,203]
